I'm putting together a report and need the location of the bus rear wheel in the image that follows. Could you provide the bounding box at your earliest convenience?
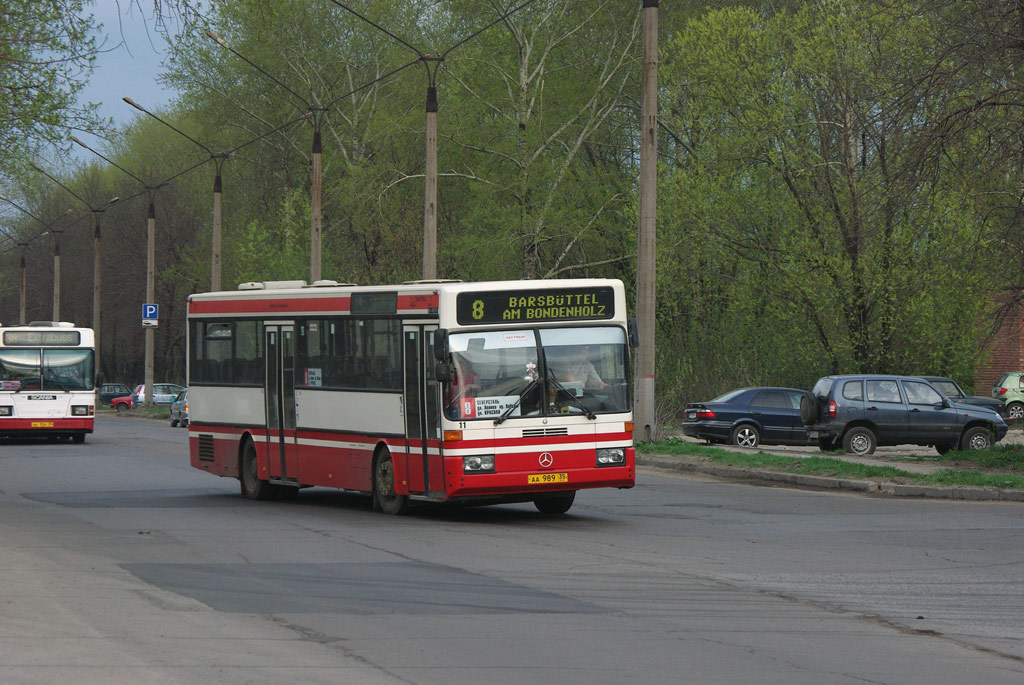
[239,439,273,501]
[373,449,408,515]
[534,491,576,514]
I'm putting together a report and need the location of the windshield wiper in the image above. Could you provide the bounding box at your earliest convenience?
[547,371,597,420]
[494,379,539,425]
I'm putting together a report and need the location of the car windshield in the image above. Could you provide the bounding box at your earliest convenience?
[445,326,629,421]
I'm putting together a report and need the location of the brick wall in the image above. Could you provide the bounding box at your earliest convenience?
[975,298,1024,393]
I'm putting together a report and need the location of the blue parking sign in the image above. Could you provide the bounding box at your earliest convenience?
[142,304,158,319]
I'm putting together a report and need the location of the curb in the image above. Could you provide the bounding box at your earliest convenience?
[637,453,1024,502]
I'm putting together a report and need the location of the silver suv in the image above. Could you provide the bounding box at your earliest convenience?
[801,375,1008,456]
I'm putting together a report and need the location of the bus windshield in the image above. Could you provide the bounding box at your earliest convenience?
[445,326,629,421]
[0,348,95,391]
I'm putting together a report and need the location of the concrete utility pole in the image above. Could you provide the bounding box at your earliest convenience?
[51,229,62,321]
[0,196,70,326]
[423,81,439,279]
[204,31,327,285]
[635,0,659,442]
[72,135,161,407]
[326,1,538,280]
[18,243,27,324]
[311,128,323,283]
[30,161,119,374]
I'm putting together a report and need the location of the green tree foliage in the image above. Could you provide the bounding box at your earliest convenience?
[0,0,105,172]
[4,1,1021,425]
[657,0,1002,414]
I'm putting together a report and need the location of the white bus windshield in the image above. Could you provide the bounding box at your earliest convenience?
[445,326,629,421]
[0,348,95,391]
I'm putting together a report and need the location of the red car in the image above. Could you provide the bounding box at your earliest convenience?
[111,394,134,412]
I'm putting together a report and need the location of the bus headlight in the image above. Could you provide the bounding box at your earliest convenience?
[71,405,93,416]
[0,406,11,416]
[463,455,495,474]
[596,448,625,466]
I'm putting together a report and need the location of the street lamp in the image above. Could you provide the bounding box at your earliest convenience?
[72,135,164,408]
[122,99,316,291]
[123,97,229,291]
[205,29,328,284]
[0,194,72,324]
[30,161,118,371]
[326,0,539,280]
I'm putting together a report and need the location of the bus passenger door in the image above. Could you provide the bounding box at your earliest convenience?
[403,325,443,497]
[265,324,299,483]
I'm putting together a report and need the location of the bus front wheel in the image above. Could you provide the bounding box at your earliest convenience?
[239,439,273,501]
[534,491,576,514]
[373,449,408,515]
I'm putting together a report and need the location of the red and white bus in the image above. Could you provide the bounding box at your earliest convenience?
[186,278,636,514]
[0,322,96,442]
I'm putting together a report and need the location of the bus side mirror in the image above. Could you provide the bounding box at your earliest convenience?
[433,328,449,360]
[435,362,450,383]
[95,372,104,387]
[627,318,639,348]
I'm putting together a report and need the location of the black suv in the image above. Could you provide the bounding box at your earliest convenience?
[801,375,1008,455]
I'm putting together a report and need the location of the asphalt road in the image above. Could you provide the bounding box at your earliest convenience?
[1,416,1022,683]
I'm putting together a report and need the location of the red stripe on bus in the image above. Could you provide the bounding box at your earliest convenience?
[0,418,93,430]
[189,296,351,315]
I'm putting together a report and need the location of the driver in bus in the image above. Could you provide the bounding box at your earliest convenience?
[556,345,608,390]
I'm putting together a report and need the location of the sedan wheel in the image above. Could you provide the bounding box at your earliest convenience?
[731,424,760,448]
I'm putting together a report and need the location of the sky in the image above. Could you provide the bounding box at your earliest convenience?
[75,1,180,145]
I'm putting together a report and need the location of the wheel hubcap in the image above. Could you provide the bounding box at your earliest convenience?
[377,460,394,498]
[969,434,989,450]
[851,434,870,454]
[1011,405,1023,419]
[736,429,756,447]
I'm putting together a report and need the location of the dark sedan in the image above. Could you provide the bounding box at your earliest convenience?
[98,382,132,406]
[917,376,1008,418]
[683,387,818,448]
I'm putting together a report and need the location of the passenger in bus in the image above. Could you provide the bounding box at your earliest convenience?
[556,345,608,390]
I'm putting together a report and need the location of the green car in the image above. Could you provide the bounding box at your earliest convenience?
[991,372,1024,420]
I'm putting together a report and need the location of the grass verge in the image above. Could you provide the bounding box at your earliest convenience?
[98,406,169,419]
[638,438,1024,490]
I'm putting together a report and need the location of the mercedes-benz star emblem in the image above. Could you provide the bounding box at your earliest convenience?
[538,453,554,468]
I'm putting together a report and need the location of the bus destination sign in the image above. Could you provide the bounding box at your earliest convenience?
[2,330,81,346]
[456,287,614,325]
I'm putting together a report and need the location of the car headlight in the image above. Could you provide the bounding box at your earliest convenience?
[596,448,625,466]
[0,406,12,416]
[463,455,495,474]
[71,405,93,416]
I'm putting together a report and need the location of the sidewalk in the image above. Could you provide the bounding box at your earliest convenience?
[637,435,1024,502]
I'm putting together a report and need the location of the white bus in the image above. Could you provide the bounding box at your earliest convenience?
[0,322,97,442]
[186,278,636,514]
